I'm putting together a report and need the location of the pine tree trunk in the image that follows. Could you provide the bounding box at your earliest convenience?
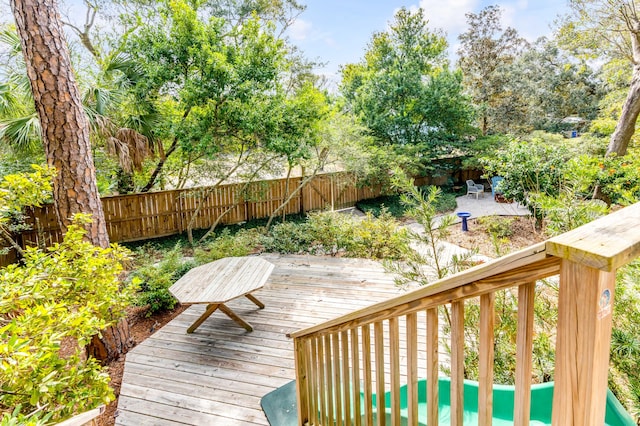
[10,0,109,248]
[607,64,640,157]
[10,0,131,363]
[86,318,134,364]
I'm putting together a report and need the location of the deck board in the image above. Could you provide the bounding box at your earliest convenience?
[116,254,435,425]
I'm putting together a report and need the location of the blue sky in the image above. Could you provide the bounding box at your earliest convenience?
[286,1,570,88]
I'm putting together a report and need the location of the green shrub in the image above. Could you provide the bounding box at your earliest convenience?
[0,216,135,423]
[304,211,356,255]
[260,221,314,254]
[430,189,458,213]
[132,245,195,315]
[356,195,407,218]
[194,228,259,263]
[357,187,458,219]
[343,211,410,260]
[609,261,640,418]
[478,215,514,239]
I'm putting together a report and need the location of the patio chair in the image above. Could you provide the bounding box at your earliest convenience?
[466,180,484,199]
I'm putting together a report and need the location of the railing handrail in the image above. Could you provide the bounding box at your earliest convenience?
[289,241,555,339]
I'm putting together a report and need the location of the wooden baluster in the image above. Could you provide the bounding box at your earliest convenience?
[310,337,319,425]
[427,308,439,426]
[362,325,374,425]
[515,283,535,426]
[318,336,328,426]
[374,321,386,426]
[389,317,401,425]
[325,334,335,422]
[406,313,419,426]
[350,328,361,425]
[479,293,495,426]
[333,333,343,426]
[341,330,351,426]
[451,301,465,426]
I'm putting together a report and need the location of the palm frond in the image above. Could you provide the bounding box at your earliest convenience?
[104,53,145,88]
[83,104,114,137]
[0,26,23,56]
[0,112,42,154]
[0,83,21,116]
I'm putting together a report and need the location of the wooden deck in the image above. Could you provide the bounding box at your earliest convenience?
[116,254,413,425]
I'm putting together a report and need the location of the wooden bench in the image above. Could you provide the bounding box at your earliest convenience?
[169,257,274,333]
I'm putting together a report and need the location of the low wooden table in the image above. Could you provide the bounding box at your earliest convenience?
[169,257,274,333]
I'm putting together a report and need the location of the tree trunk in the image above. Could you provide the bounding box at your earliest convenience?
[10,0,130,363]
[10,0,109,248]
[607,64,640,156]
[141,138,178,192]
[86,318,134,364]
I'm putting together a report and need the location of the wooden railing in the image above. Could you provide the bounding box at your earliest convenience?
[290,202,640,426]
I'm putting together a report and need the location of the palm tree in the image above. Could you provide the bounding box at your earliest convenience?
[0,25,160,193]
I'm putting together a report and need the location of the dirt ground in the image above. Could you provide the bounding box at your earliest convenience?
[95,215,544,425]
[446,216,546,257]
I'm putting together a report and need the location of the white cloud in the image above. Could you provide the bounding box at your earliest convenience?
[500,3,517,29]
[418,0,480,35]
[288,19,313,41]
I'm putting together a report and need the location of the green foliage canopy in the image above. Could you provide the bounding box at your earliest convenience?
[122,0,330,191]
[0,216,136,423]
[341,8,473,161]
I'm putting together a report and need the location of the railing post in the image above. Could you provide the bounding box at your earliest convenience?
[552,260,616,426]
[547,202,640,426]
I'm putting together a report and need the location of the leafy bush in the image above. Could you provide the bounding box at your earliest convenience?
[568,151,640,206]
[260,221,315,254]
[478,216,514,239]
[132,245,195,315]
[609,261,640,418]
[533,192,609,236]
[431,190,458,212]
[0,216,135,423]
[0,165,55,255]
[343,211,410,260]
[356,195,407,218]
[357,187,458,218]
[481,136,570,222]
[194,228,260,263]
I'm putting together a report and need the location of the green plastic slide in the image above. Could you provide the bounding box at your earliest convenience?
[369,378,636,425]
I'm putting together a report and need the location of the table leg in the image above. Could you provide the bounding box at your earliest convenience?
[218,304,253,332]
[245,293,265,309]
[187,303,220,334]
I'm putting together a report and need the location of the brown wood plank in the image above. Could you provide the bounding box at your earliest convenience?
[552,261,617,426]
[479,293,495,426]
[450,301,465,426]
[406,313,419,426]
[116,255,431,426]
[546,201,640,271]
[374,321,386,426]
[389,316,401,425]
[515,283,535,426]
[426,308,439,426]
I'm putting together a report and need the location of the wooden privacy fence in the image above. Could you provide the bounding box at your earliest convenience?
[2,172,382,265]
[290,202,640,426]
